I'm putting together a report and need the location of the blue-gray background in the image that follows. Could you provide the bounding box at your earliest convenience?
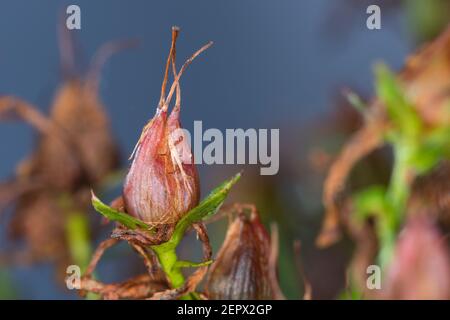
[0,0,419,298]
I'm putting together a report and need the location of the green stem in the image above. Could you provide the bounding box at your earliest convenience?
[387,144,411,222]
[378,143,413,269]
[152,246,185,288]
[66,212,92,272]
[151,245,194,300]
[377,215,396,270]
[64,204,98,300]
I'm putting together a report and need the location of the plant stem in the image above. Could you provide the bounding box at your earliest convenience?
[387,144,412,223]
[151,245,194,300]
[66,212,92,271]
[152,246,185,288]
[65,210,99,300]
[378,143,413,269]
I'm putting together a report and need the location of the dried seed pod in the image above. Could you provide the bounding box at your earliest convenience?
[205,210,275,300]
[123,28,202,225]
[21,29,127,190]
[381,216,450,300]
[47,78,119,186]
[0,25,127,271]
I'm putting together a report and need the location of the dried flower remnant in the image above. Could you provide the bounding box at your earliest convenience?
[0,27,127,272]
[205,205,282,300]
[40,77,119,187]
[123,27,206,229]
[381,216,450,300]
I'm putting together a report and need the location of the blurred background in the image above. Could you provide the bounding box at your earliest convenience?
[0,0,449,299]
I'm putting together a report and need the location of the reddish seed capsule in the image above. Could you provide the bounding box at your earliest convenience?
[205,210,275,300]
[123,28,201,225]
[123,107,199,225]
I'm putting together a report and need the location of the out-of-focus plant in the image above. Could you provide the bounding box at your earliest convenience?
[354,63,449,268]
[0,25,132,277]
[317,26,450,298]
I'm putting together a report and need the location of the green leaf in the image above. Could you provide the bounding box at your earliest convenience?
[175,260,213,268]
[410,146,441,174]
[423,127,450,157]
[91,191,151,231]
[353,185,387,220]
[375,64,422,138]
